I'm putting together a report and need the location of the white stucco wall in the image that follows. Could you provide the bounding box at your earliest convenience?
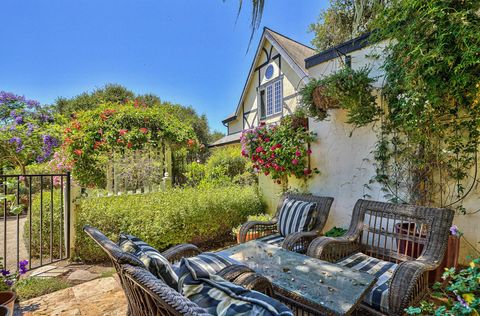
[259,109,384,229]
[258,40,479,264]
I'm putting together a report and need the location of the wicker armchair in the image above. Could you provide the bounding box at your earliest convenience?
[238,193,334,253]
[83,225,274,315]
[307,199,454,316]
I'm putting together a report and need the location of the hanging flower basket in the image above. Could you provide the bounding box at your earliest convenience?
[312,85,339,112]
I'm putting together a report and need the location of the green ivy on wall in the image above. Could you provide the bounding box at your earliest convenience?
[300,0,480,211]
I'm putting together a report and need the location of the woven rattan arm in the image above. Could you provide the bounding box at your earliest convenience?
[161,244,202,263]
[282,231,319,253]
[388,259,434,315]
[307,236,360,262]
[217,264,274,296]
[238,220,278,243]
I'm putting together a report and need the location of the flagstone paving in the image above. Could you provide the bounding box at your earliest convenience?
[16,276,127,315]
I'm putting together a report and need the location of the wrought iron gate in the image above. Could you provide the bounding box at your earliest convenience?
[0,173,71,270]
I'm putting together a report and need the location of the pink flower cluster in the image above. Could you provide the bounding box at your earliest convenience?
[240,121,315,184]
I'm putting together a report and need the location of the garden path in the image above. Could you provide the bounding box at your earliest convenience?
[16,275,127,315]
[0,216,28,269]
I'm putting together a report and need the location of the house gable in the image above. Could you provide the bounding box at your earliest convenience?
[213,28,315,147]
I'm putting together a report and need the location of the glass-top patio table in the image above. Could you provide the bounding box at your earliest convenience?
[218,240,377,316]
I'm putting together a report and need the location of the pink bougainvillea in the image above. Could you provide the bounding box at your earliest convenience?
[240,114,318,185]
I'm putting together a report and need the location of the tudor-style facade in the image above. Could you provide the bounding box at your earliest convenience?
[210,27,315,147]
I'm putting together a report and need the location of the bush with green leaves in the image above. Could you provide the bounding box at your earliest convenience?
[63,101,197,187]
[184,145,255,187]
[74,185,264,261]
[406,258,480,315]
[300,66,379,127]
[24,188,65,259]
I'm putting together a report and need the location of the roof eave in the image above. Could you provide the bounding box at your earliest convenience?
[305,32,372,69]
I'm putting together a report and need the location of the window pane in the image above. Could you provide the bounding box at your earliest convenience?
[260,90,266,119]
[266,85,273,116]
[274,81,282,113]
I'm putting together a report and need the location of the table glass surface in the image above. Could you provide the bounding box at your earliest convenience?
[218,240,376,315]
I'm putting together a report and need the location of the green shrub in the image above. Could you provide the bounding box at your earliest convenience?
[324,227,347,237]
[184,145,255,187]
[74,185,264,262]
[231,213,273,236]
[24,188,65,259]
[15,277,71,301]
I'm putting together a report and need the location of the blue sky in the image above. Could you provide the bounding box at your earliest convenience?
[0,0,326,133]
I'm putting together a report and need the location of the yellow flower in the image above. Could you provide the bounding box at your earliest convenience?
[463,293,475,304]
[470,261,476,269]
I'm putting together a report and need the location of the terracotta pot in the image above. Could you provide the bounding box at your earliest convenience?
[0,291,16,315]
[394,223,460,284]
[395,223,426,258]
[430,235,460,283]
[236,231,271,244]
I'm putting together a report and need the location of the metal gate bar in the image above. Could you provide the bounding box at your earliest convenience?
[0,172,71,271]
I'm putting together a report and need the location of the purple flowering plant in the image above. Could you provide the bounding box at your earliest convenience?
[0,91,60,173]
[406,257,480,315]
[0,257,28,290]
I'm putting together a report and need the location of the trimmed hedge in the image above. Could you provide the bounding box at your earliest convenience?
[74,185,264,262]
[24,188,65,260]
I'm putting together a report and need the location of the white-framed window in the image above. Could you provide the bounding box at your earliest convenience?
[274,80,282,114]
[266,84,273,116]
[260,79,283,118]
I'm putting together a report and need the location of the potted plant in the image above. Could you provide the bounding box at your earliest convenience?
[394,223,460,283]
[232,214,274,244]
[406,257,480,315]
[0,258,28,314]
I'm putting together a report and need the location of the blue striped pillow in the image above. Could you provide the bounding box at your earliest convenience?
[337,252,397,313]
[177,257,293,316]
[118,233,178,289]
[277,198,316,237]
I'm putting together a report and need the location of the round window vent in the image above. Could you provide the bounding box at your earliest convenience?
[265,64,274,80]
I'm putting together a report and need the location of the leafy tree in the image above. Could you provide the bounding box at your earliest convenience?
[0,91,60,174]
[54,84,135,116]
[309,0,387,51]
[209,131,225,143]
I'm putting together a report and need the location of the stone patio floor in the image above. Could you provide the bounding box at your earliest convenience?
[16,276,128,315]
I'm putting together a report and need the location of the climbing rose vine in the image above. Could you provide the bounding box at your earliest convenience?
[62,100,197,186]
[241,114,318,185]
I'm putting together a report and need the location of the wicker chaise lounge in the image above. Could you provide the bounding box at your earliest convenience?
[307,199,454,316]
[83,225,275,315]
[239,193,334,253]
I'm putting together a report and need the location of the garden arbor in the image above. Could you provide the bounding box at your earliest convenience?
[62,101,198,192]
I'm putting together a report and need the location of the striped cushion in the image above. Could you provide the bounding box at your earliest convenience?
[337,252,398,313]
[277,198,316,237]
[257,234,306,253]
[257,233,285,247]
[118,233,178,289]
[186,252,237,276]
[177,257,293,316]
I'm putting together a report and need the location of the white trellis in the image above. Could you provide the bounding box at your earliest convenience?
[105,144,172,196]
